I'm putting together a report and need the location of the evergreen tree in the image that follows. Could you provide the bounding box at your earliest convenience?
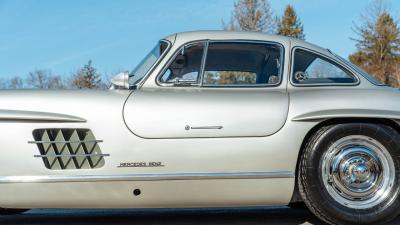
[349,1,400,86]
[277,5,305,40]
[71,60,103,89]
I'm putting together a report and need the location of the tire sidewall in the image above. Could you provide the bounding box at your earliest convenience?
[303,123,400,224]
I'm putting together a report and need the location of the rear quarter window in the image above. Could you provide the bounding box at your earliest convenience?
[292,49,357,85]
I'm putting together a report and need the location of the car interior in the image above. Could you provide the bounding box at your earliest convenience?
[160,42,282,86]
[292,49,356,84]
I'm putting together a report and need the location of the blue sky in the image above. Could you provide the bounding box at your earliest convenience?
[0,0,399,79]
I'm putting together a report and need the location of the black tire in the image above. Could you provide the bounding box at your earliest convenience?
[298,123,400,225]
[288,202,307,209]
[0,208,29,215]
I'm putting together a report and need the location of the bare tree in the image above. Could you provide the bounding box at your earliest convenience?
[7,77,24,89]
[0,79,8,89]
[26,69,65,89]
[224,0,276,33]
[395,63,400,86]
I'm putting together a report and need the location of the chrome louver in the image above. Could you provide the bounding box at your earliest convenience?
[30,129,108,170]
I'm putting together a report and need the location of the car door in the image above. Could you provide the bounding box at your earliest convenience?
[123,41,289,139]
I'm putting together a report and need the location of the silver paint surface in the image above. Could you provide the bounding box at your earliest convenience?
[0,31,398,209]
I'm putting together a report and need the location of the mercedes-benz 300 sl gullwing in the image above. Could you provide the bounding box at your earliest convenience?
[1,31,400,225]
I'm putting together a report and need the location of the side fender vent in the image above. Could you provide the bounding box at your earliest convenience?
[30,129,108,170]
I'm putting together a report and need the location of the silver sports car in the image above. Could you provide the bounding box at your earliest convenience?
[1,31,399,225]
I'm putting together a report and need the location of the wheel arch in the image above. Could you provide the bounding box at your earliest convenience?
[290,117,400,203]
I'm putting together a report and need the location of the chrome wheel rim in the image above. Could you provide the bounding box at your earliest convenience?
[322,135,395,209]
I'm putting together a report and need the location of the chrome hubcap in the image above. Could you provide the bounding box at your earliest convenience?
[322,135,395,209]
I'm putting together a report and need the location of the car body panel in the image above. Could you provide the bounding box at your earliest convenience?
[0,179,294,208]
[0,116,311,208]
[288,88,400,122]
[124,87,289,138]
[0,31,398,210]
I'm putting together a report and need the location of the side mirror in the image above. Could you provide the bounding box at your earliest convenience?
[110,71,129,90]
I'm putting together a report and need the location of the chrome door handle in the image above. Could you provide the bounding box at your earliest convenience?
[185,125,223,131]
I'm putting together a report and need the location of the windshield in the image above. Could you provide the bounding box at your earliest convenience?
[333,53,384,86]
[128,41,169,86]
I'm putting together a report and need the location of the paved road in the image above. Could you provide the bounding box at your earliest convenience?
[0,207,324,225]
[1,207,399,225]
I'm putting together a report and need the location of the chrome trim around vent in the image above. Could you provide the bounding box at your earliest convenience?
[28,140,103,144]
[34,153,110,158]
[31,128,107,170]
[0,171,295,183]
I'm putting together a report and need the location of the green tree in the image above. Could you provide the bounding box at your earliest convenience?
[224,0,275,33]
[349,1,400,86]
[71,60,103,89]
[277,5,305,40]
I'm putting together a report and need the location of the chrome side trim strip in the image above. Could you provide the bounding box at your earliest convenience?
[292,109,400,121]
[0,110,86,122]
[0,171,294,183]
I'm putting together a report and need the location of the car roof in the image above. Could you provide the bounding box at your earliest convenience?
[163,30,333,58]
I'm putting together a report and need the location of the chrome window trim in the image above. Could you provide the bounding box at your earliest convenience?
[132,39,172,89]
[201,40,285,88]
[156,40,208,87]
[156,39,285,88]
[333,53,386,87]
[0,171,294,183]
[289,46,360,87]
[199,41,209,86]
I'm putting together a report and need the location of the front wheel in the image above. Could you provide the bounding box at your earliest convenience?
[298,123,400,225]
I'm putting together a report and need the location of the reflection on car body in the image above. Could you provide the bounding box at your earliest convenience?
[1,31,400,225]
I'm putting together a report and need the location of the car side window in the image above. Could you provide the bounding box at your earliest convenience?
[203,42,282,86]
[159,43,204,84]
[292,49,356,85]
